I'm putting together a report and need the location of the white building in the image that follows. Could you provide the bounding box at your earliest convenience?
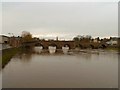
[0,35,9,44]
[106,40,118,45]
[106,37,118,45]
[0,35,11,50]
[93,38,100,43]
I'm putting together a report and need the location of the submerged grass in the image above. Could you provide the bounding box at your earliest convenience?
[1,47,21,68]
[105,47,120,51]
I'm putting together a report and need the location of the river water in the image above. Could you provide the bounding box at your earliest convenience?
[2,49,118,88]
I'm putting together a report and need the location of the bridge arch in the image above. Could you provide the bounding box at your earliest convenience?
[63,44,71,49]
[48,43,58,49]
[34,43,44,49]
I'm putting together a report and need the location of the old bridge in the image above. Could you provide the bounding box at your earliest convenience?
[22,40,107,49]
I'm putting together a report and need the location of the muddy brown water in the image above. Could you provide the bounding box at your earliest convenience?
[1,49,118,88]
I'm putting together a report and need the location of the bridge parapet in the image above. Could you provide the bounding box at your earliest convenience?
[22,40,108,49]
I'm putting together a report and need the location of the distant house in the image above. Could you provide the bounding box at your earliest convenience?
[93,39,98,43]
[0,35,9,44]
[106,40,117,45]
[106,37,118,45]
[93,38,100,43]
[0,35,11,50]
[9,36,22,47]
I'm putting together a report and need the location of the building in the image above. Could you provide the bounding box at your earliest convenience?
[0,35,11,50]
[106,37,119,45]
[0,35,9,44]
[9,36,22,47]
[93,38,101,43]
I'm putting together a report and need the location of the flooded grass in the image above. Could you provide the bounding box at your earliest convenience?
[2,47,21,68]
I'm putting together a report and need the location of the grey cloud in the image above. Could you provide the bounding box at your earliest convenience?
[2,2,118,39]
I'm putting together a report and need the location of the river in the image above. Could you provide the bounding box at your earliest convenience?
[1,49,118,88]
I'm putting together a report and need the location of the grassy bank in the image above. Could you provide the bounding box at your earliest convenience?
[1,47,21,68]
[106,47,118,50]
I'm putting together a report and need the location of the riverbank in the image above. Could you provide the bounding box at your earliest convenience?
[2,47,21,68]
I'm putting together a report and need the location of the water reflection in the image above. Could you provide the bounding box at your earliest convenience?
[62,46,69,54]
[14,53,32,63]
[34,46,43,54]
[48,46,56,54]
[2,49,118,88]
[12,48,33,63]
[75,53,92,60]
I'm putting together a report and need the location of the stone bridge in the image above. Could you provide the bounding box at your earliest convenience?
[22,41,75,49]
[22,40,108,49]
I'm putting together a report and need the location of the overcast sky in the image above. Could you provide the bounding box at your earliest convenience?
[1,1,118,40]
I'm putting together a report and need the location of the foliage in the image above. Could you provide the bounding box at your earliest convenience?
[21,31,33,42]
[73,35,92,41]
[73,37,79,41]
